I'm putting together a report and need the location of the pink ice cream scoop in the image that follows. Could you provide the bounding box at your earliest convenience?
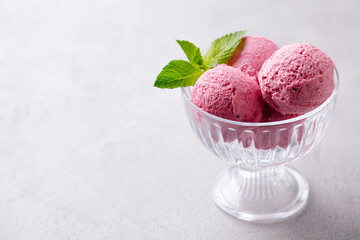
[191,64,263,122]
[227,36,279,74]
[259,43,335,115]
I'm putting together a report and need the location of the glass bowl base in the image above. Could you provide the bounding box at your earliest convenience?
[213,165,309,223]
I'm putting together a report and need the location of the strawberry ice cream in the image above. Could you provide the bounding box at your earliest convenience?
[259,43,335,115]
[227,36,279,74]
[191,64,263,122]
[261,103,299,122]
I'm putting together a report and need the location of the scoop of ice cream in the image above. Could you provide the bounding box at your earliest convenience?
[227,36,279,73]
[259,43,335,115]
[191,64,262,122]
[261,103,299,122]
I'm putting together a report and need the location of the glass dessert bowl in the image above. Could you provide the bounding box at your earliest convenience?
[181,68,339,223]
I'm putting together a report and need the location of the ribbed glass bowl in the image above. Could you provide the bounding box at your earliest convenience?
[181,67,339,223]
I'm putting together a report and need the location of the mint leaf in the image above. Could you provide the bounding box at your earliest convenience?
[154,30,247,89]
[154,60,204,89]
[176,40,203,66]
[203,30,246,68]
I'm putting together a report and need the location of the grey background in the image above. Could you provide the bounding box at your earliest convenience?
[0,0,359,239]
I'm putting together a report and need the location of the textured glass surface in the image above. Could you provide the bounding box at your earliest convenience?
[182,85,336,170]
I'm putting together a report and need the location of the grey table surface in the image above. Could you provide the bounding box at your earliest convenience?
[0,0,359,239]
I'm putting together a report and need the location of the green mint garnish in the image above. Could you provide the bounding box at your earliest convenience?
[154,30,246,89]
[203,30,246,68]
[176,40,204,67]
[154,60,204,89]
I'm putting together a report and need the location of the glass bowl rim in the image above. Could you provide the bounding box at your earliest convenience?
[181,67,339,127]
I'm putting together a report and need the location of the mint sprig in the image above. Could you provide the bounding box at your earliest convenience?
[204,31,246,68]
[154,31,246,89]
[176,40,204,66]
[154,60,204,89]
